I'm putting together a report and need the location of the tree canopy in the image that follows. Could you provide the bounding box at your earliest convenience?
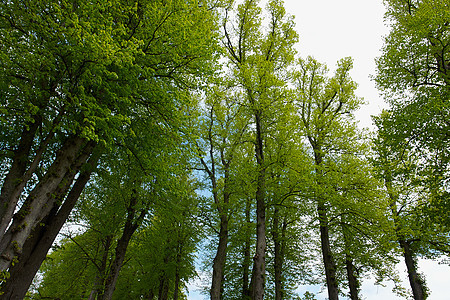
[0,0,449,300]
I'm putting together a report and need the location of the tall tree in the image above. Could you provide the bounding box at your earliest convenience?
[221,1,298,298]
[375,0,450,218]
[375,2,450,298]
[195,83,250,300]
[372,111,450,300]
[292,56,364,300]
[0,0,219,294]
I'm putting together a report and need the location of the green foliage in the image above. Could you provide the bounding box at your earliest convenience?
[375,0,450,206]
[375,0,450,266]
[6,0,449,299]
[35,232,105,299]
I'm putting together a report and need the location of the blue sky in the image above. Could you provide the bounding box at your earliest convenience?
[187,0,449,299]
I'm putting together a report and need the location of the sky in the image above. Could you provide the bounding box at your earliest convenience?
[284,0,388,130]
[188,0,449,299]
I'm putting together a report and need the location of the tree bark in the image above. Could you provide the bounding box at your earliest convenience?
[345,257,359,300]
[317,203,339,300]
[210,214,228,300]
[0,119,40,239]
[210,160,231,300]
[173,242,183,300]
[341,219,360,300]
[242,197,252,300]
[158,254,170,300]
[89,234,113,300]
[313,147,339,300]
[0,136,89,272]
[100,224,137,300]
[100,187,145,300]
[0,111,63,241]
[0,145,98,300]
[252,112,266,300]
[272,207,282,300]
[158,277,169,300]
[272,208,287,300]
[386,177,427,300]
[399,239,427,300]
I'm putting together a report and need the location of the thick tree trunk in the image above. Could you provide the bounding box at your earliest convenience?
[158,254,170,300]
[173,271,180,300]
[173,243,183,300]
[252,113,266,300]
[341,219,360,300]
[317,203,339,300]
[158,277,169,300]
[345,257,359,300]
[210,163,231,300]
[0,148,98,300]
[0,119,40,239]
[0,112,62,241]
[313,147,339,300]
[386,176,427,300]
[0,136,89,272]
[210,214,228,300]
[399,239,427,300]
[100,225,136,300]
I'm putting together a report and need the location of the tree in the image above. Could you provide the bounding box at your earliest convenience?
[221,1,298,298]
[375,0,450,215]
[263,113,316,300]
[292,56,364,300]
[372,111,450,300]
[375,2,450,298]
[0,0,219,295]
[34,164,201,300]
[195,82,251,300]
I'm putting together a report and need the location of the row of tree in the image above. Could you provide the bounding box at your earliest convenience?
[0,0,448,300]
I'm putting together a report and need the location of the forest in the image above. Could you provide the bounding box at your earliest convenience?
[0,0,448,299]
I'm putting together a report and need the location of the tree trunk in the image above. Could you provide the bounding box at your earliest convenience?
[146,290,155,300]
[386,176,427,300]
[317,202,339,300]
[340,218,360,300]
[158,277,169,300]
[242,197,252,300]
[345,257,359,300]
[90,234,113,300]
[0,148,99,300]
[210,163,231,300]
[210,214,228,300]
[100,188,144,300]
[173,244,182,300]
[0,119,40,240]
[272,207,285,300]
[158,254,170,300]
[399,239,427,300]
[252,112,266,300]
[100,225,136,300]
[314,147,339,300]
[0,112,62,241]
[0,136,89,272]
